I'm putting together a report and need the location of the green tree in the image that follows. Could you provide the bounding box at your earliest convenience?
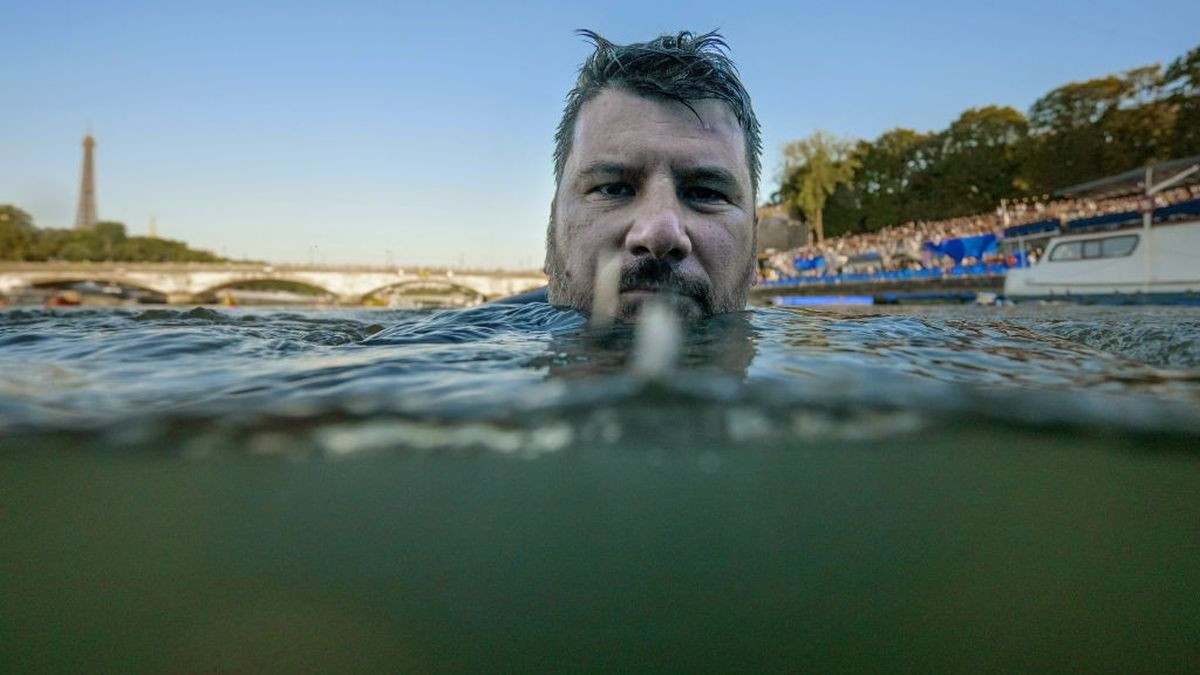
[774,42,1199,239]
[823,129,930,235]
[1164,45,1200,156]
[780,131,860,242]
[1100,65,1175,171]
[888,130,955,222]
[1028,75,1127,132]
[1024,74,1128,190]
[0,205,37,260]
[114,236,221,263]
[28,228,70,261]
[0,209,225,263]
[1024,65,1177,191]
[940,105,1027,210]
[1102,99,1177,172]
[929,106,1030,216]
[93,221,128,260]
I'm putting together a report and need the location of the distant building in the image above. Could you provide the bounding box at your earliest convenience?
[73,131,98,230]
[756,204,808,253]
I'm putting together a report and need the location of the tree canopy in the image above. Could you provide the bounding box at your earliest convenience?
[1164,45,1200,156]
[0,210,224,263]
[777,131,860,242]
[776,42,1200,236]
[0,206,38,260]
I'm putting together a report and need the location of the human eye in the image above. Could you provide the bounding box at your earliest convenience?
[592,182,635,198]
[681,185,729,203]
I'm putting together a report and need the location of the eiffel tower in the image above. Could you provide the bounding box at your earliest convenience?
[73,131,98,230]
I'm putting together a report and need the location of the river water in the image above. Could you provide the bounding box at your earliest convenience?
[2,303,1198,672]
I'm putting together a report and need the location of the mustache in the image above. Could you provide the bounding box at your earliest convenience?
[618,258,714,313]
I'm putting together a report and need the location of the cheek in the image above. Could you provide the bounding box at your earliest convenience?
[692,219,754,275]
[560,208,616,269]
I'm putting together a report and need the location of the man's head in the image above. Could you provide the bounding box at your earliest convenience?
[545,30,762,321]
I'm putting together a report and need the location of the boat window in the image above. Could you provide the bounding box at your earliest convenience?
[1049,241,1082,261]
[1100,235,1138,257]
[1048,234,1139,262]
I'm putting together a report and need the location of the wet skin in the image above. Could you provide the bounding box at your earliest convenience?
[547,88,756,321]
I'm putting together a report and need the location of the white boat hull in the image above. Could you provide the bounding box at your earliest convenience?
[1004,219,1200,300]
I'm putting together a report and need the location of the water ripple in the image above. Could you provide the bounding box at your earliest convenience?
[1,303,1198,446]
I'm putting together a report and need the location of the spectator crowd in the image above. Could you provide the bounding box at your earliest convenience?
[759,183,1200,283]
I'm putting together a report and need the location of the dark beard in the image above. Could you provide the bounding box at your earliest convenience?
[619,257,715,317]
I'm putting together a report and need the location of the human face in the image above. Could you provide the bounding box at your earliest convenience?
[546,87,756,321]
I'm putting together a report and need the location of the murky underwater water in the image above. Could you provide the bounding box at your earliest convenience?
[2,303,1198,672]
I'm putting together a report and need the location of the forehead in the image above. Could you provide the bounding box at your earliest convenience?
[567,88,749,182]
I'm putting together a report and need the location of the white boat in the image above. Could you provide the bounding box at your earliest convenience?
[1004,218,1200,301]
[1003,158,1200,303]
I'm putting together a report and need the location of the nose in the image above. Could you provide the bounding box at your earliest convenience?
[624,185,692,263]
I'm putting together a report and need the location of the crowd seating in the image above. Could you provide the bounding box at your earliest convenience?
[1156,197,1200,220]
[759,184,1200,288]
[760,263,1010,289]
[1003,219,1059,238]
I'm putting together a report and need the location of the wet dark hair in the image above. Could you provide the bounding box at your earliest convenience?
[553,29,762,196]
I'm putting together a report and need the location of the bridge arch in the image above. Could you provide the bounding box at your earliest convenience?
[1,264,547,306]
[26,274,168,298]
[361,278,490,303]
[196,276,337,299]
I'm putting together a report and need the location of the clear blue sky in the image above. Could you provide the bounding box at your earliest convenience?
[3,0,1197,267]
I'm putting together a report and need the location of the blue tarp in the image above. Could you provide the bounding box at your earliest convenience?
[923,234,997,264]
[794,255,825,271]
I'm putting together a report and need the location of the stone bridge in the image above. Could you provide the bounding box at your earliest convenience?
[0,262,546,304]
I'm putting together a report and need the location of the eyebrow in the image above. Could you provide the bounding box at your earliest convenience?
[576,161,633,178]
[577,162,738,186]
[677,166,739,190]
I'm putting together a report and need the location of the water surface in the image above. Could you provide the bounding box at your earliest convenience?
[2,303,1198,672]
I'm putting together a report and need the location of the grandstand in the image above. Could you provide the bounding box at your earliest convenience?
[755,155,1200,300]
